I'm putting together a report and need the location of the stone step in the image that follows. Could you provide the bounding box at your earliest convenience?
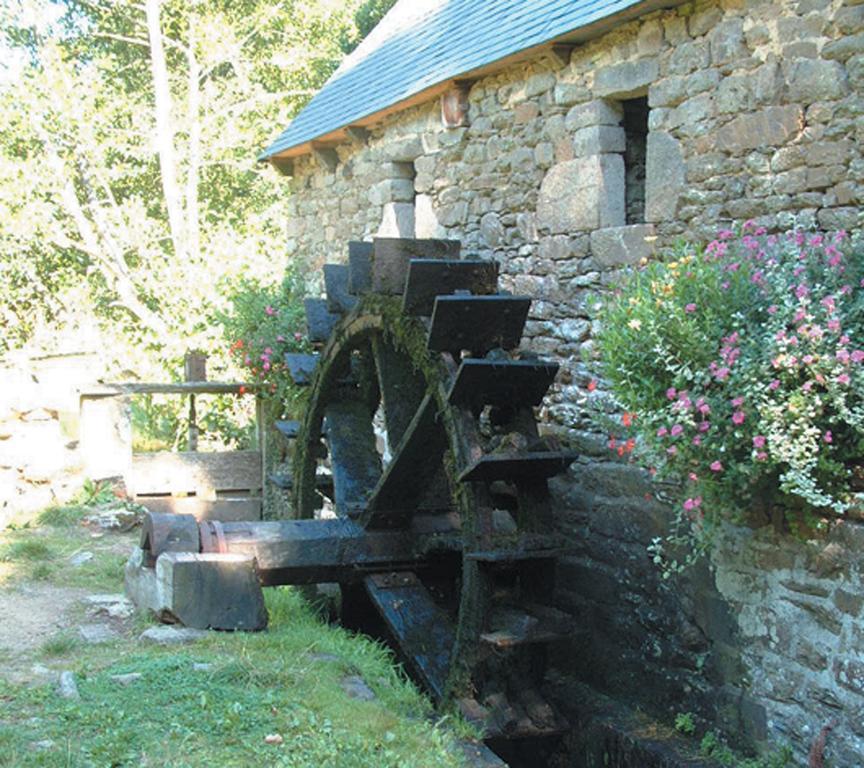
[447,359,559,410]
[427,295,531,354]
[457,691,568,740]
[402,259,499,315]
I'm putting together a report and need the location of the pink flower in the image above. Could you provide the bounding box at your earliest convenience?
[683,497,703,512]
[685,303,697,313]
[710,461,723,472]
[795,284,809,300]
[821,296,836,313]
[670,424,684,437]
[698,421,711,433]
[657,427,669,437]
[769,379,780,390]
[714,367,730,381]
[265,305,276,316]
[294,332,304,342]
[688,472,699,482]
[692,436,702,446]
[666,387,677,400]
[753,435,766,448]
[767,305,778,315]
[262,361,271,371]
[827,319,841,333]
[852,351,864,364]
[264,347,273,355]
[837,373,850,385]
[667,446,678,456]
[731,396,744,408]
[732,411,746,425]
[824,431,833,444]
[756,452,768,462]
[276,335,285,342]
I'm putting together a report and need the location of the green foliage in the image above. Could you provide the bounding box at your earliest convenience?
[0,0,371,373]
[218,266,311,416]
[593,226,864,573]
[674,711,696,735]
[342,0,398,52]
[699,731,793,768]
[0,538,53,562]
[40,634,81,658]
[36,504,87,528]
[0,588,467,767]
[71,479,116,507]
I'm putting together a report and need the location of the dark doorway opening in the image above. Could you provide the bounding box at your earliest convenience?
[622,97,649,225]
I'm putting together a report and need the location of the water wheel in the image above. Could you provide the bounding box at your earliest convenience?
[282,238,577,740]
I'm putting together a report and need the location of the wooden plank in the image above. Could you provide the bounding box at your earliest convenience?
[274,420,300,440]
[80,382,254,397]
[324,400,382,517]
[427,295,530,354]
[364,572,454,702]
[348,241,373,295]
[480,606,571,648]
[447,359,558,409]
[304,298,340,343]
[371,238,460,294]
[136,497,261,522]
[129,450,262,496]
[458,451,577,483]
[324,264,358,314]
[402,259,499,315]
[285,353,319,385]
[364,394,448,528]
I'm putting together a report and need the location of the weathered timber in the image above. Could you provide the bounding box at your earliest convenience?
[364,572,455,701]
[371,238,460,294]
[427,295,531,354]
[268,471,333,495]
[324,264,358,314]
[364,394,448,528]
[130,450,262,497]
[137,497,261,522]
[480,605,571,648]
[140,512,200,566]
[372,335,427,447]
[80,381,254,397]
[141,515,461,586]
[458,451,577,483]
[402,259,499,315]
[285,353,319,385]
[447,359,559,409]
[304,298,340,343]
[324,400,382,517]
[347,241,373,294]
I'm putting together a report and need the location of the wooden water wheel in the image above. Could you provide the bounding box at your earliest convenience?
[281,238,577,740]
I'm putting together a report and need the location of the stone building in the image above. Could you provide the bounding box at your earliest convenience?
[261,0,864,764]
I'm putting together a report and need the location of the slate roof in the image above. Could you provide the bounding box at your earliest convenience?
[261,0,652,159]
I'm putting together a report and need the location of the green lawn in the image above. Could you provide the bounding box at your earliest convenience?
[0,506,472,767]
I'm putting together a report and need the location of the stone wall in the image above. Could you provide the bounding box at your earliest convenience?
[280,0,864,762]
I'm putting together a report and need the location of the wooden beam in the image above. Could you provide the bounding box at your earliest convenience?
[311,144,339,172]
[80,381,255,397]
[345,125,370,147]
[270,156,294,176]
[548,44,577,68]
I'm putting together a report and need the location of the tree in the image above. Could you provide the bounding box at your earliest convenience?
[0,0,369,371]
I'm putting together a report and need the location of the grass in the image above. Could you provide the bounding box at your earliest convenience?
[0,589,468,768]
[0,510,472,767]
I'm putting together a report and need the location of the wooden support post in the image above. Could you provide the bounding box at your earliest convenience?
[188,393,198,452]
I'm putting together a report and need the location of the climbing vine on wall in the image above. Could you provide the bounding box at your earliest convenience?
[592,224,864,573]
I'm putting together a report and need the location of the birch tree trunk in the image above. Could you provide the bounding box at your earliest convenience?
[145,0,187,262]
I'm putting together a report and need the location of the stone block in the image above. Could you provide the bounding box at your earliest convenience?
[715,106,803,152]
[646,132,684,222]
[414,194,441,238]
[593,59,659,98]
[590,224,656,268]
[784,59,849,102]
[536,155,625,233]
[565,99,623,131]
[377,202,415,237]
[823,32,864,62]
[382,136,422,162]
[125,547,267,631]
[554,82,590,106]
[572,125,626,156]
[708,19,747,65]
[688,6,723,37]
[667,41,711,76]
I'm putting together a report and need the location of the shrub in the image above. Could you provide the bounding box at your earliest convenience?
[218,266,311,417]
[593,225,864,572]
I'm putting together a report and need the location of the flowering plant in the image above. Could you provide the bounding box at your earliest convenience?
[219,269,311,415]
[593,225,864,572]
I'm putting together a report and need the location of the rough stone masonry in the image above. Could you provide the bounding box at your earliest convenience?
[279,0,864,763]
